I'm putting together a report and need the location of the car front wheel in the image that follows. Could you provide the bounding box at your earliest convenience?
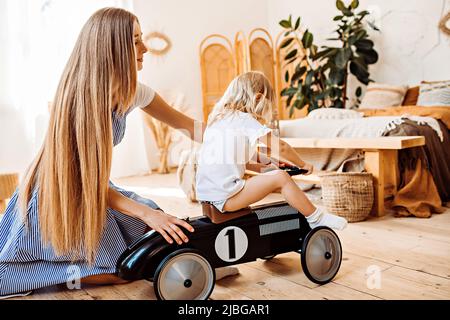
[154,248,215,300]
[300,227,342,285]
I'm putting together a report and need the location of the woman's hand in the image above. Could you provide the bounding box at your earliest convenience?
[301,162,314,175]
[140,208,195,245]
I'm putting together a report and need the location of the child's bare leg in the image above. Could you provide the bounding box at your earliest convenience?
[224,170,314,214]
[224,170,347,230]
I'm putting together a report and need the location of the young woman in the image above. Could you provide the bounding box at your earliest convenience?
[0,7,239,298]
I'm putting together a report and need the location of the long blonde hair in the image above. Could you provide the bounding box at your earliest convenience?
[19,7,138,263]
[207,71,275,126]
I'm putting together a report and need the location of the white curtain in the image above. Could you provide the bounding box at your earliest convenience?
[0,0,154,178]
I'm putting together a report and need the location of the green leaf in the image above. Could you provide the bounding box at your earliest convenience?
[296,96,306,109]
[335,48,352,69]
[355,39,374,50]
[289,106,295,118]
[283,87,298,96]
[329,68,345,85]
[321,61,332,72]
[352,56,369,71]
[294,17,301,30]
[351,0,359,9]
[302,30,314,49]
[355,86,362,97]
[334,99,344,108]
[358,10,370,16]
[297,82,303,96]
[307,104,316,113]
[313,100,320,109]
[333,15,343,21]
[279,20,291,29]
[287,57,297,65]
[286,94,294,108]
[305,70,314,86]
[348,35,358,46]
[314,48,337,60]
[354,29,368,41]
[350,61,370,84]
[285,70,290,82]
[284,49,298,61]
[357,48,379,64]
[280,37,294,49]
[336,0,346,11]
[281,87,297,96]
[292,66,307,82]
[310,44,318,57]
[316,89,328,101]
[329,87,341,99]
[342,8,353,16]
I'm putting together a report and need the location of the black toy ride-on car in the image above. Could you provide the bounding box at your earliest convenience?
[116,166,343,300]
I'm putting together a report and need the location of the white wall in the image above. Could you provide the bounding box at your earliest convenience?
[129,0,269,173]
[134,0,269,120]
[267,0,450,104]
[0,0,137,178]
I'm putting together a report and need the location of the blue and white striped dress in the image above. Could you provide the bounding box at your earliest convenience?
[0,83,158,297]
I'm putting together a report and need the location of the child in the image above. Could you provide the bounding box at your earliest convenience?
[196,71,347,231]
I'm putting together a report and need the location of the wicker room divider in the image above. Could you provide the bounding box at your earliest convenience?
[199,28,305,122]
[199,34,237,122]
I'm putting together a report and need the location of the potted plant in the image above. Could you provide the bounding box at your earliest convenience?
[279,0,379,115]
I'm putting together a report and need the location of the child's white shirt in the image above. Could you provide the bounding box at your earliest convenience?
[196,111,272,202]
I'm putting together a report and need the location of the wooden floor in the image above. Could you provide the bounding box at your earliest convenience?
[7,172,450,300]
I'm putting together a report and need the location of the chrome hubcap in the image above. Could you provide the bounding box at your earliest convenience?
[158,252,214,300]
[305,229,341,282]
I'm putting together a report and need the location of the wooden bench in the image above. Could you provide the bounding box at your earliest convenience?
[281,136,425,217]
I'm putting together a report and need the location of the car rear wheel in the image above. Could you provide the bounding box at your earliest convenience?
[301,227,342,284]
[154,248,215,300]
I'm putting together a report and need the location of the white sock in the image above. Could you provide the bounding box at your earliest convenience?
[215,266,239,280]
[306,207,348,230]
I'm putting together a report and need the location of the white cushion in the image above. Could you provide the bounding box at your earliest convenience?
[307,108,363,120]
[360,83,408,109]
[417,80,450,106]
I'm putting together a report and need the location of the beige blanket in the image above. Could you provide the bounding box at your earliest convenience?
[359,106,450,129]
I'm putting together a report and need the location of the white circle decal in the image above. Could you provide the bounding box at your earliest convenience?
[215,226,248,262]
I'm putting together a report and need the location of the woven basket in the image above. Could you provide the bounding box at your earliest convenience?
[319,172,374,222]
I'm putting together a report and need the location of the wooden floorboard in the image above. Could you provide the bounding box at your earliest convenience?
[5,172,450,300]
